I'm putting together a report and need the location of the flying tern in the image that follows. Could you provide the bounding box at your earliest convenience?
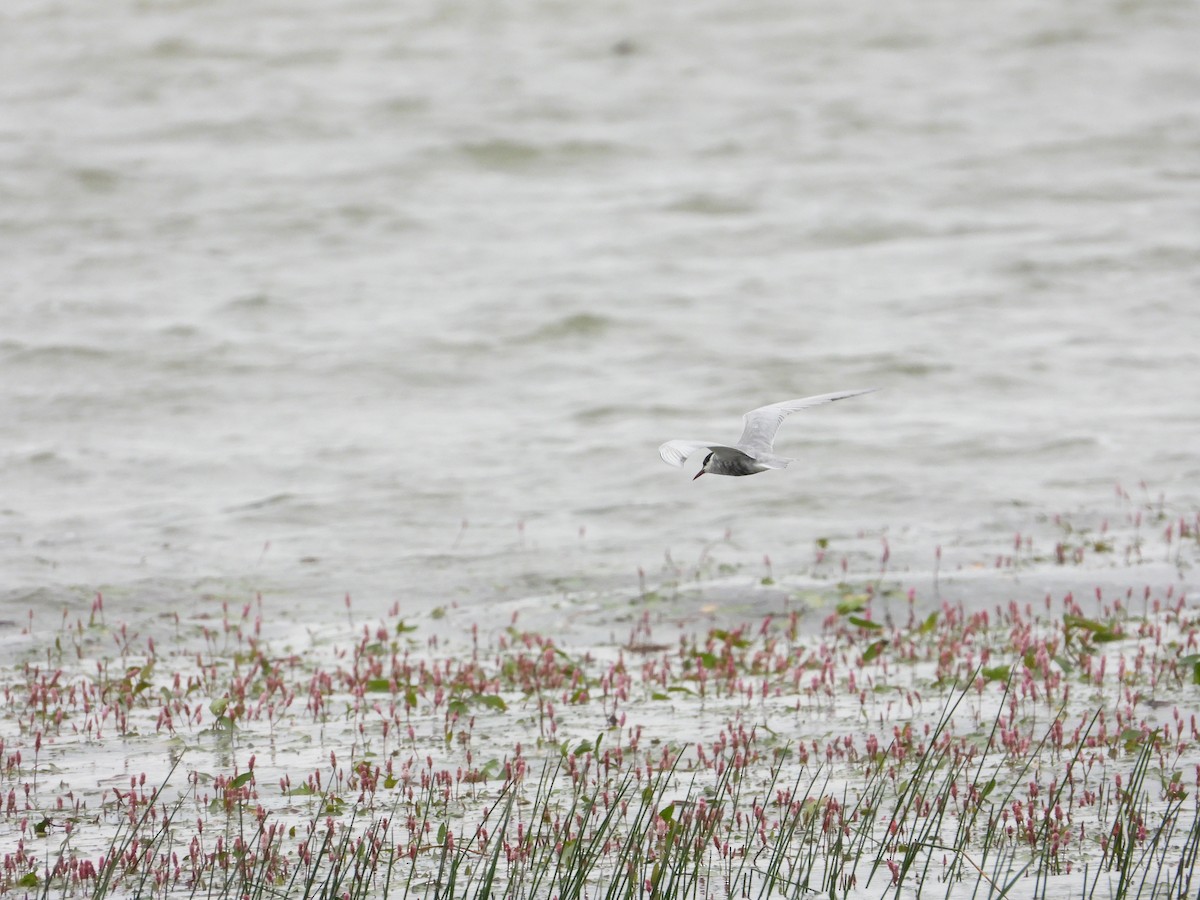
[658,388,878,480]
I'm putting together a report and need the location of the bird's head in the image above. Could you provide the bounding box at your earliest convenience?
[693,451,713,480]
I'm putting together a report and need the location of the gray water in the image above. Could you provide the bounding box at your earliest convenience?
[2,0,1199,621]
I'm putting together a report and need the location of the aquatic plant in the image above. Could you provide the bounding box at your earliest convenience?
[1,498,1197,898]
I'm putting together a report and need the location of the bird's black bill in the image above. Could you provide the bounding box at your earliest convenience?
[692,470,704,481]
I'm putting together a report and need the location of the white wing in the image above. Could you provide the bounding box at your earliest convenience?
[735,388,878,456]
[658,440,725,468]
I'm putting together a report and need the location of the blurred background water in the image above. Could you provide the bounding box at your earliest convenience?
[2,0,1198,622]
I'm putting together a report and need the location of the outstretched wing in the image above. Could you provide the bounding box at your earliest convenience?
[658,440,724,468]
[735,388,878,456]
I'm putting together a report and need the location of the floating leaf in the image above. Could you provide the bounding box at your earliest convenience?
[848,615,882,631]
[475,694,508,712]
[1063,613,1120,641]
[982,665,1011,683]
[1119,728,1142,752]
[836,594,869,615]
[365,678,392,693]
[710,629,750,648]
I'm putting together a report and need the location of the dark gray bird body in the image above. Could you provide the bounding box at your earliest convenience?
[696,447,771,477]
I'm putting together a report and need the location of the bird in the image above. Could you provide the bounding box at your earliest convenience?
[658,388,878,480]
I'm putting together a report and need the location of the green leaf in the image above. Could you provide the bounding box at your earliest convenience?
[982,665,1011,683]
[210,697,229,717]
[476,693,508,712]
[1063,614,1120,641]
[836,594,869,615]
[848,615,881,630]
[658,802,675,823]
[395,619,418,634]
[917,612,938,634]
[705,628,744,643]
[1119,728,1142,752]
[862,639,888,663]
[18,872,39,888]
[229,771,254,790]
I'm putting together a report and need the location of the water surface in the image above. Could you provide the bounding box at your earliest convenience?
[2,0,1198,622]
